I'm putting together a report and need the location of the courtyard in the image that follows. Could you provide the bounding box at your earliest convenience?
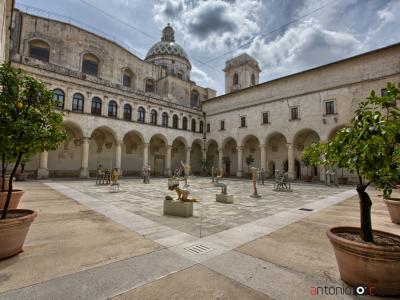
[1,177,399,299]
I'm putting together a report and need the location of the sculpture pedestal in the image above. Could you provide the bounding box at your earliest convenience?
[216,194,233,204]
[163,199,193,217]
[250,193,262,198]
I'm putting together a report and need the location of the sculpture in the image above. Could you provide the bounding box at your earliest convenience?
[250,167,261,198]
[96,164,111,185]
[167,183,197,202]
[214,167,224,187]
[258,168,265,185]
[142,164,151,184]
[273,170,292,192]
[180,161,191,187]
[211,166,215,183]
[110,168,120,192]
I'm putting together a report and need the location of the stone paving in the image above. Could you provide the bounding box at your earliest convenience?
[61,177,350,237]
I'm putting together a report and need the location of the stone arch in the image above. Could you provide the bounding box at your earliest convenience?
[206,139,219,170]
[122,67,135,88]
[265,131,288,177]
[122,130,144,175]
[293,128,321,179]
[173,136,189,148]
[29,38,50,62]
[222,136,238,149]
[241,134,261,175]
[328,125,347,140]
[171,137,188,172]
[206,138,219,149]
[81,52,101,77]
[149,133,169,176]
[222,137,238,177]
[89,126,118,171]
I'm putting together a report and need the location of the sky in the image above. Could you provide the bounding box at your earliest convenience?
[15,0,400,95]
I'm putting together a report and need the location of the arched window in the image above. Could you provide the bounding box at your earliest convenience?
[123,104,132,121]
[191,119,196,132]
[199,121,204,133]
[150,109,158,125]
[177,71,183,80]
[162,112,169,127]
[53,89,65,109]
[182,117,188,130]
[29,40,50,62]
[91,97,102,115]
[233,73,239,85]
[123,69,133,87]
[172,114,178,129]
[251,73,256,85]
[82,53,99,76]
[108,100,117,118]
[190,90,199,107]
[72,93,84,112]
[138,106,145,123]
[145,79,155,93]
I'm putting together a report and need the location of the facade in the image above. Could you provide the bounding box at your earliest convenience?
[0,0,13,63]
[4,9,400,180]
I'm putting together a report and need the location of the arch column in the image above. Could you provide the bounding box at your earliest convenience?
[65,87,73,111]
[185,147,191,164]
[115,142,122,172]
[218,148,223,169]
[166,145,172,176]
[260,144,266,172]
[143,143,149,167]
[237,146,243,177]
[37,151,49,179]
[319,140,327,182]
[287,143,295,180]
[79,137,90,178]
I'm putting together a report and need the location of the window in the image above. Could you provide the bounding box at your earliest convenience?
[123,104,132,121]
[220,120,225,131]
[251,73,256,86]
[191,119,196,132]
[138,107,145,123]
[150,109,158,125]
[381,88,388,97]
[72,93,84,112]
[240,116,246,127]
[91,97,102,115]
[325,100,335,115]
[199,121,204,133]
[162,112,169,127]
[108,101,117,118]
[207,123,210,133]
[233,73,239,85]
[29,40,50,62]
[53,89,65,109]
[290,106,299,120]
[182,117,188,130]
[82,53,99,76]
[145,79,155,93]
[191,90,199,107]
[123,69,133,87]
[262,112,269,124]
[177,71,183,80]
[172,115,179,129]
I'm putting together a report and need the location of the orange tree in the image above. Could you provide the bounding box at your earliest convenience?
[0,63,66,219]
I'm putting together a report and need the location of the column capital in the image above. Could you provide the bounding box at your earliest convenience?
[259,144,266,149]
[185,147,192,152]
[143,142,150,147]
[82,137,90,143]
[237,146,243,151]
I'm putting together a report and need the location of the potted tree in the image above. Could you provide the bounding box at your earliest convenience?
[222,156,231,177]
[0,63,66,259]
[305,82,400,296]
[198,158,210,176]
[245,154,254,178]
[301,147,318,182]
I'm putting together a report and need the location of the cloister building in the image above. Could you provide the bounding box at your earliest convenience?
[5,9,400,181]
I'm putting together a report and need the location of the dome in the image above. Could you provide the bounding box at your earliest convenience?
[145,24,189,62]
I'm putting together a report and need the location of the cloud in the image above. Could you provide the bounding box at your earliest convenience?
[191,65,214,86]
[246,20,362,80]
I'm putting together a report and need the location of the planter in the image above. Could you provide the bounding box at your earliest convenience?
[384,197,400,224]
[303,175,313,182]
[0,175,10,190]
[0,209,37,259]
[0,190,24,209]
[15,173,27,181]
[327,226,400,296]
[337,177,348,185]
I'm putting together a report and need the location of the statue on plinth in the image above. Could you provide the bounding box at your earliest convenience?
[142,164,151,184]
[167,182,197,202]
[110,168,120,192]
[181,161,191,187]
[211,166,215,183]
[250,167,261,198]
[273,170,292,192]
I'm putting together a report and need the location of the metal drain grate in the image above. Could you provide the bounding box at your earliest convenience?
[299,208,313,211]
[184,244,214,255]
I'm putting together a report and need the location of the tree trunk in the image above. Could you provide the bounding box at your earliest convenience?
[357,185,373,243]
[1,154,6,193]
[1,153,23,219]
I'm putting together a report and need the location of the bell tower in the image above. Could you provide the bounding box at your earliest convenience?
[223,53,261,93]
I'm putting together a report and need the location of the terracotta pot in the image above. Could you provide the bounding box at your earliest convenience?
[0,175,10,191]
[327,226,400,296]
[0,190,24,209]
[384,197,400,224]
[0,209,37,259]
[303,175,313,182]
[337,177,348,185]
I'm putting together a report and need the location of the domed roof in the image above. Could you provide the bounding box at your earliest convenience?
[145,24,189,62]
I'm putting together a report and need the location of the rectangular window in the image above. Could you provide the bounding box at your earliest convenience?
[220,120,225,131]
[207,123,210,132]
[290,107,299,120]
[262,112,269,124]
[325,100,335,115]
[240,116,246,128]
